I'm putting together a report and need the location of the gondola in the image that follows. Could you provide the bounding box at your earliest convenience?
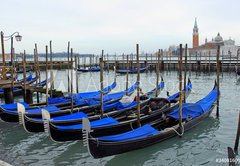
[84,82,219,158]
[36,79,191,142]
[28,79,192,142]
[0,81,116,110]
[116,66,148,74]
[17,74,38,85]
[16,67,33,73]
[77,66,101,72]
[18,80,165,133]
[47,81,117,105]
[0,82,134,122]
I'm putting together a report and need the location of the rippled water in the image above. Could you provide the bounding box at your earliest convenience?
[0,70,239,166]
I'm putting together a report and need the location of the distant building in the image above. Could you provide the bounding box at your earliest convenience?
[189,18,240,58]
[192,18,199,48]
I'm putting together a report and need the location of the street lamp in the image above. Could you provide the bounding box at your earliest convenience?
[4,32,22,42]
[1,31,22,80]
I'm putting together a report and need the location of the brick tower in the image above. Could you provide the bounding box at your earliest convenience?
[192,18,199,48]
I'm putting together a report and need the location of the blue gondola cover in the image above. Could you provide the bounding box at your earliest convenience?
[98,124,160,141]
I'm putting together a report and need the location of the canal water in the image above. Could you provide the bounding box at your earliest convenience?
[0,70,239,166]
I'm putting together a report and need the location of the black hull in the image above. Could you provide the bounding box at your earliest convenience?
[23,99,150,133]
[77,69,100,72]
[88,104,215,158]
[116,68,147,74]
[0,112,19,122]
[16,69,32,73]
[49,103,177,142]
[0,97,121,123]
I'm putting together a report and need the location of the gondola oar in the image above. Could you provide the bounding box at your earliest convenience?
[136,44,141,127]
[45,46,49,106]
[178,44,183,135]
[183,44,188,103]
[100,50,104,118]
[156,49,160,97]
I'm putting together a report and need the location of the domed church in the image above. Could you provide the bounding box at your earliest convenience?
[190,18,239,58]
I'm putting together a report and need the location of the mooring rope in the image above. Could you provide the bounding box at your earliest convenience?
[164,123,185,136]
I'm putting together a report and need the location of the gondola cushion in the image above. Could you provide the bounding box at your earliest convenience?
[55,117,119,130]
[1,102,29,110]
[25,106,60,114]
[51,112,88,122]
[98,124,160,141]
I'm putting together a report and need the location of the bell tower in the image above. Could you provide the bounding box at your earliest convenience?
[192,18,199,48]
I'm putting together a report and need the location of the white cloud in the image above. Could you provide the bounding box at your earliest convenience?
[1,0,240,54]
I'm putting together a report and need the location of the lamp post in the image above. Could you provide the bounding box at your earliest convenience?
[1,31,22,104]
[1,31,22,79]
[1,31,22,78]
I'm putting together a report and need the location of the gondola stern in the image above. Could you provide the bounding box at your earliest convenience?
[17,103,25,125]
[17,103,32,133]
[82,118,95,158]
[42,109,51,134]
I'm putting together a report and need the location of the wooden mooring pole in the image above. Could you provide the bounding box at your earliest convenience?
[216,45,220,117]
[70,48,74,112]
[23,51,27,102]
[45,46,49,105]
[67,42,70,93]
[178,44,183,135]
[126,55,129,93]
[183,44,188,103]
[100,50,104,118]
[136,44,141,128]
[35,44,40,103]
[155,49,160,97]
[75,55,79,93]
[50,40,54,97]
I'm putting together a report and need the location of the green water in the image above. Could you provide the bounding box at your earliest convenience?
[0,70,239,166]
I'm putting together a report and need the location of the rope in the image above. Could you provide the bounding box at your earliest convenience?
[164,123,185,136]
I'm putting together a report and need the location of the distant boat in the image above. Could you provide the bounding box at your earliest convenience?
[77,66,101,72]
[116,66,148,74]
[16,66,33,73]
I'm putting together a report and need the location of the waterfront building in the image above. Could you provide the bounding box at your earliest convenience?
[189,18,240,58]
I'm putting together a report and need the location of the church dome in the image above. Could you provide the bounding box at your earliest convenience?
[215,32,223,42]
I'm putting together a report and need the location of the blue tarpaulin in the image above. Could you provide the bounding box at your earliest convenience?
[56,117,119,130]
[168,89,218,120]
[98,124,160,141]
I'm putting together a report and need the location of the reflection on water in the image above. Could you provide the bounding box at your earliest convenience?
[0,70,239,166]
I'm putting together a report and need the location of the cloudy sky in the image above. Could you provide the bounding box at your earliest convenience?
[1,0,240,54]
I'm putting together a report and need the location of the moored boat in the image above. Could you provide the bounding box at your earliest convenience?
[84,82,218,158]
[18,80,164,133]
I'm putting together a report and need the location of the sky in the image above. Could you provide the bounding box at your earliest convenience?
[1,0,240,55]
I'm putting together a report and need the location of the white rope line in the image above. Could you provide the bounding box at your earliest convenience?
[163,123,185,136]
